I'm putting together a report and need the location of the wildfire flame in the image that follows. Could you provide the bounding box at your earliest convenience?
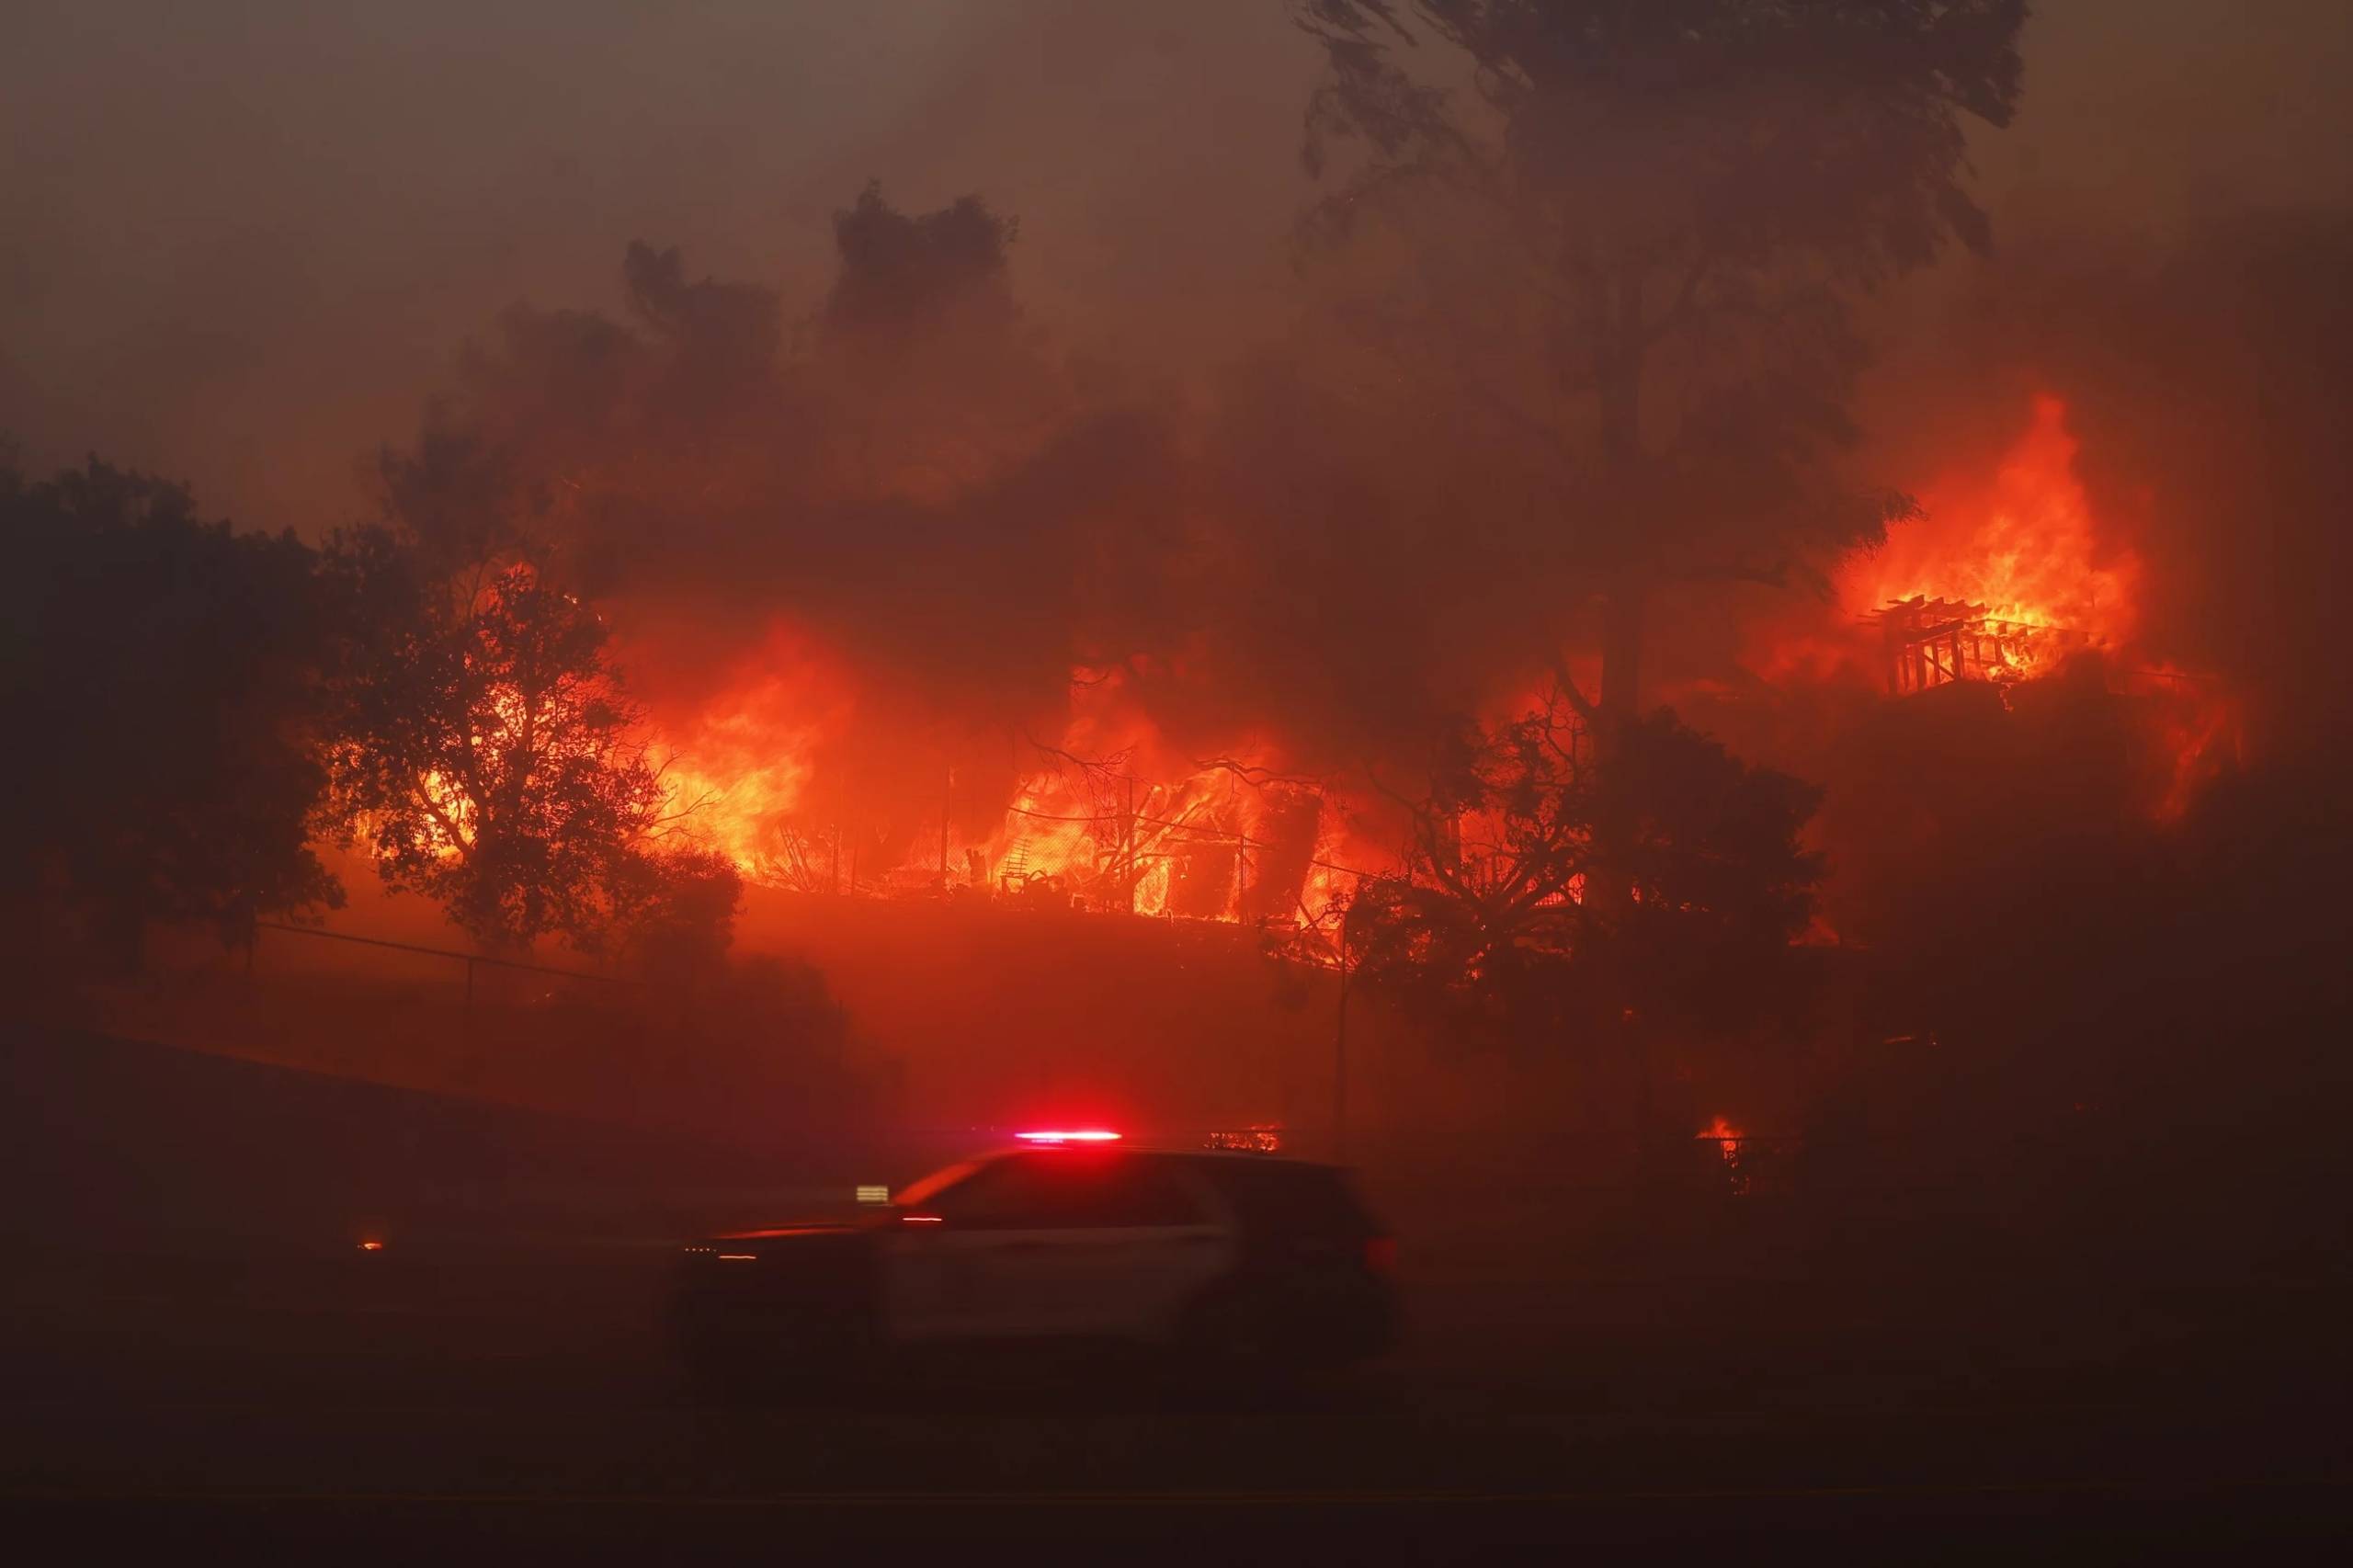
[646,643,1378,934]
[1831,393,2235,812]
[635,393,2235,926]
[1846,394,2141,651]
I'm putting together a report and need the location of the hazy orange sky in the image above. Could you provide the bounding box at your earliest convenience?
[5,1,2347,534]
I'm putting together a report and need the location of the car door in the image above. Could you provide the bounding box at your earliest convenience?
[880,1152,1100,1342]
[880,1152,1230,1343]
[1046,1155,1233,1343]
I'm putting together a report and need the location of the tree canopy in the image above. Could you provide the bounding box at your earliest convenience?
[1293,0,2026,695]
[323,534,736,958]
[1348,694,1823,1055]
[824,179,1021,341]
[0,456,340,967]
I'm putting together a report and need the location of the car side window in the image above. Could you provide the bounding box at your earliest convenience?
[923,1153,1094,1230]
[918,1153,1211,1231]
[1091,1159,1211,1228]
[915,1158,1021,1226]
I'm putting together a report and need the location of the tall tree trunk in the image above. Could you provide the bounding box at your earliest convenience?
[1586,579,1644,904]
[1587,274,1656,1149]
[1598,574,1646,724]
[1586,267,1648,919]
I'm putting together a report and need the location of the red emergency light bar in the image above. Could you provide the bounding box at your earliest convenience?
[1014,1130,1122,1144]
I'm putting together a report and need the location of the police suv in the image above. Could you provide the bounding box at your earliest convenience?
[672,1131,1396,1388]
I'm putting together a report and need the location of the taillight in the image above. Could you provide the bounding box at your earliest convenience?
[1364,1236,1396,1274]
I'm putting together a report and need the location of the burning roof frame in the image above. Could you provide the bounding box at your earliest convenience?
[1871,595,2088,696]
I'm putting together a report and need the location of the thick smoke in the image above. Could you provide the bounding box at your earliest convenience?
[1904,203,2353,755]
[6,2,2347,894]
[365,189,1670,861]
[342,145,2353,915]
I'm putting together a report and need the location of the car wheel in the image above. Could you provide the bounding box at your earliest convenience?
[1176,1288,1279,1374]
[676,1302,874,1405]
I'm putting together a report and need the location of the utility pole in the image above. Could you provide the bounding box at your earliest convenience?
[1123,774,1137,914]
[939,764,952,892]
[1333,901,1353,1163]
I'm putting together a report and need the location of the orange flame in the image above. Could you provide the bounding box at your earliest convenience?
[649,642,1381,931]
[1846,394,2140,648]
[1831,394,2236,812]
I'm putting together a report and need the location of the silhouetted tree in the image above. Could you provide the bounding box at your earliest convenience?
[1349,694,1821,1107]
[606,840,743,983]
[375,420,537,579]
[623,240,783,400]
[1293,0,2024,893]
[824,180,1020,340]
[324,530,735,957]
[0,456,340,970]
[817,182,1063,503]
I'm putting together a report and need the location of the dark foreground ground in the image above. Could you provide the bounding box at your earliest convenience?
[5,1030,2347,1562]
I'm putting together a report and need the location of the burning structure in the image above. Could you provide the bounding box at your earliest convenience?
[1844,395,2136,689]
[649,392,2232,935]
[1871,596,2087,695]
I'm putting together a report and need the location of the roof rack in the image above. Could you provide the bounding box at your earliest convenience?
[1202,1127,1283,1153]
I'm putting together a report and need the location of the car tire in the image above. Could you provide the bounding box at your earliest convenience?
[676,1301,875,1405]
[1175,1287,1282,1379]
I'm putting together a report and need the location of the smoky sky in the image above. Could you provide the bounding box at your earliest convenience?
[6,0,2348,540]
[0,1,1318,532]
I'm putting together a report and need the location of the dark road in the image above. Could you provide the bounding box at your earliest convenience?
[6,1033,2344,1559]
[6,1244,2345,1562]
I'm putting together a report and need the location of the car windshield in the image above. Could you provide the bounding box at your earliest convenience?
[891,1160,980,1210]
[891,1151,1210,1229]
[1197,1159,1377,1241]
